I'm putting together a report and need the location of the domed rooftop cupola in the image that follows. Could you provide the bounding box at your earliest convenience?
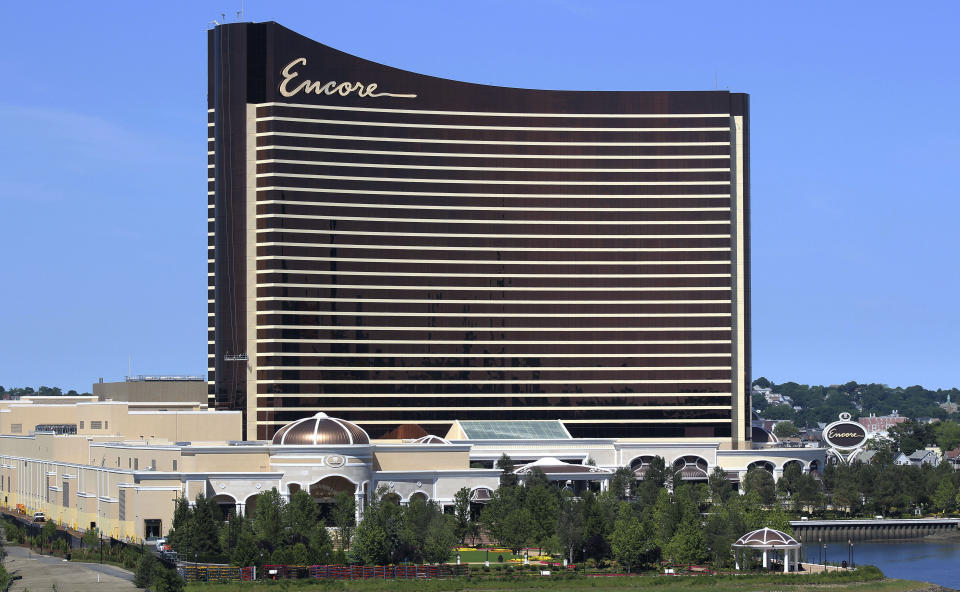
[271,412,370,445]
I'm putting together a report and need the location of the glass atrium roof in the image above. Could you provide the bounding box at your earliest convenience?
[450,420,572,440]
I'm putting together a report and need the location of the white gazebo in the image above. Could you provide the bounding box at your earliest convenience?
[732,527,801,573]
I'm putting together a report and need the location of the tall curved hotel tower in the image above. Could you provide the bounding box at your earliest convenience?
[208,22,750,446]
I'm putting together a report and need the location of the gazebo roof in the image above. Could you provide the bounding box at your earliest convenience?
[733,527,799,549]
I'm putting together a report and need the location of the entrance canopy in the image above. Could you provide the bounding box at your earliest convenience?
[514,457,613,480]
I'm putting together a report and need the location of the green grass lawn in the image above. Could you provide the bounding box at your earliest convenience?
[455,549,524,563]
[182,566,934,592]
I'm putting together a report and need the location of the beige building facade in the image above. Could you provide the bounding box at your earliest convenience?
[0,397,822,544]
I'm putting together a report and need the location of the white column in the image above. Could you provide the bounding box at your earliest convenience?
[354,485,364,524]
[783,550,789,573]
[600,479,609,492]
[762,549,768,569]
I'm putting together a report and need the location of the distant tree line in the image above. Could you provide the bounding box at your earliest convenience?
[0,385,90,397]
[752,378,960,428]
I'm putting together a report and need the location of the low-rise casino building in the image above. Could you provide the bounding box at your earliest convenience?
[0,396,822,542]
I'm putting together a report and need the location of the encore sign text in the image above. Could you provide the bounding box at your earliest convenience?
[279,57,418,99]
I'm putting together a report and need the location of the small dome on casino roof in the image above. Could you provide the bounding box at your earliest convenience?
[271,412,369,445]
[411,435,451,445]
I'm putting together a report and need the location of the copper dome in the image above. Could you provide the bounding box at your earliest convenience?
[271,412,370,445]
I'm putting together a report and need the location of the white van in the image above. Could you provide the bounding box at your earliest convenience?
[32,511,45,522]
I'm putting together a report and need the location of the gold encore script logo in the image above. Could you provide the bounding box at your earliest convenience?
[279,57,418,99]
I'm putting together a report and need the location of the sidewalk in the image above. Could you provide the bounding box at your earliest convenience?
[3,545,137,591]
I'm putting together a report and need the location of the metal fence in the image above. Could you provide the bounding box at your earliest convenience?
[179,565,255,582]
[260,564,470,580]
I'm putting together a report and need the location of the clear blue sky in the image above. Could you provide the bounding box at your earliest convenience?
[1,1,957,393]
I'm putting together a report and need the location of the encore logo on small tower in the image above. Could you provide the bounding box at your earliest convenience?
[279,57,418,99]
[822,413,868,450]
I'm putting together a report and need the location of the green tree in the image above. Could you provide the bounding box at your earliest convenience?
[252,488,286,552]
[523,482,559,552]
[168,495,191,556]
[651,488,680,549]
[230,519,260,568]
[352,516,389,565]
[555,492,583,564]
[422,514,457,564]
[190,493,223,561]
[752,377,773,389]
[134,552,184,592]
[773,420,801,438]
[501,508,533,554]
[761,404,796,421]
[332,491,356,549]
[308,522,334,564]
[287,489,319,545]
[40,521,56,552]
[708,465,732,503]
[289,542,310,565]
[609,505,646,573]
[933,421,960,452]
[497,454,518,488]
[609,466,637,500]
[793,473,825,514]
[219,512,245,555]
[479,487,518,549]
[663,517,707,565]
[452,487,472,544]
[742,468,776,505]
[932,477,957,514]
[703,496,746,568]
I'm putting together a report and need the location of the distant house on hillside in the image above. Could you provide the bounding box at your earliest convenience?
[944,448,960,470]
[906,449,940,467]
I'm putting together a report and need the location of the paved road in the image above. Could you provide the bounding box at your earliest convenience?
[4,544,137,591]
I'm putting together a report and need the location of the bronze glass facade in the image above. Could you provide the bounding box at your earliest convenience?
[208,22,751,444]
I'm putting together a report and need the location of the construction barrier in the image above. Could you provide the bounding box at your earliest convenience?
[179,565,256,582]
[259,564,470,580]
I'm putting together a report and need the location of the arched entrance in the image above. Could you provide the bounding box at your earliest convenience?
[629,456,657,480]
[409,491,429,504]
[309,476,356,526]
[673,456,709,482]
[244,493,260,517]
[748,460,775,473]
[210,494,237,519]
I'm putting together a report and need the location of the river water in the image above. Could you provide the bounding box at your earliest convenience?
[801,541,960,589]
